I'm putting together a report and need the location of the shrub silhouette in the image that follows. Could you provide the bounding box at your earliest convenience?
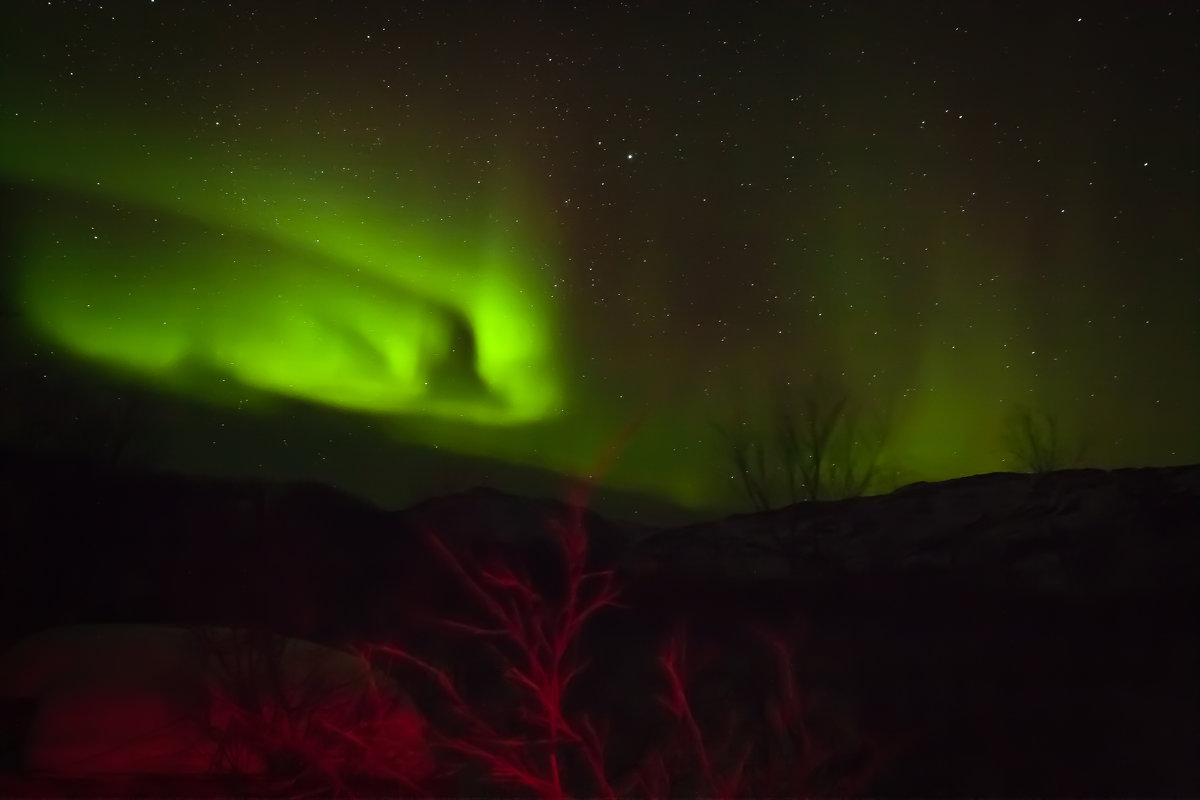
[716,383,892,511]
[1000,405,1089,474]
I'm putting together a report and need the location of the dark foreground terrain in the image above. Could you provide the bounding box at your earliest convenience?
[1,448,1197,796]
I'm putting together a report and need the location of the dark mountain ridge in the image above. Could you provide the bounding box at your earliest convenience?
[3,447,1197,644]
[2,447,1198,794]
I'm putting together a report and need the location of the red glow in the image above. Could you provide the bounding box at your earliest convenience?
[1,487,884,797]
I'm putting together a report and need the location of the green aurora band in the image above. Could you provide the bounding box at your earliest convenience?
[4,106,1191,514]
[0,111,1091,512]
[2,113,561,426]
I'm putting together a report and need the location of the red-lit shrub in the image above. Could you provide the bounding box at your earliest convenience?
[366,493,884,798]
[0,492,886,797]
[193,627,432,796]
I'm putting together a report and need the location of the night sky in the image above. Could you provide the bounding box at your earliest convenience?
[2,2,1197,520]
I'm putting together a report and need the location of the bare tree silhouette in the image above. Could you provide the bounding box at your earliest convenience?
[1000,404,1088,474]
[716,383,893,512]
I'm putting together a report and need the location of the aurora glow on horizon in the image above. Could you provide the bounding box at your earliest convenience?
[1,2,1197,518]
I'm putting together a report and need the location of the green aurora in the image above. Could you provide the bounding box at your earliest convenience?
[0,107,729,510]
[2,113,561,425]
[1,3,1196,517]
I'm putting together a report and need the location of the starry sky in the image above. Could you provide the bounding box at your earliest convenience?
[1,2,1197,521]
